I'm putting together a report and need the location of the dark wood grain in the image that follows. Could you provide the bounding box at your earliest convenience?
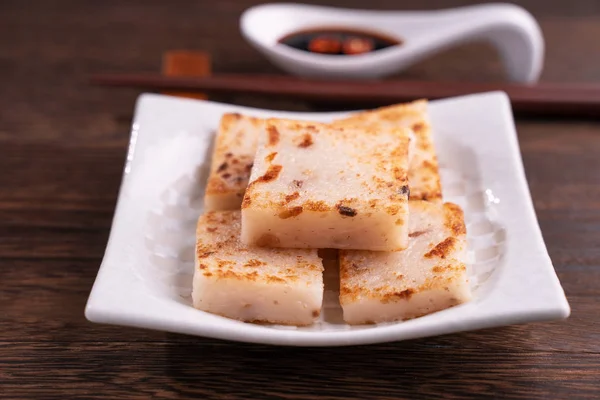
[1,0,600,399]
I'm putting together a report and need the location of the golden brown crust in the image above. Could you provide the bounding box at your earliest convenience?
[267,125,280,146]
[219,113,239,133]
[339,269,464,305]
[304,200,330,212]
[241,195,252,209]
[385,204,401,216]
[204,114,262,201]
[205,176,230,196]
[296,133,314,148]
[196,211,322,288]
[244,259,267,268]
[424,237,459,259]
[431,264,467,274]
[264,152,278,163]
[338,100,428,124]
[334,100,442,202]
[284,192,300,203]
[380,288,415,304]
[278,206,304,219]
[266,275,286,284]
[251,164,282,184]
[411,122,426,133]
[338,201,468,307]
[443,203,467,236]
[419,264,467,291]
[245,118,410,220]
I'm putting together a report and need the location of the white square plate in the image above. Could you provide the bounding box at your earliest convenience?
[85,92,570,346]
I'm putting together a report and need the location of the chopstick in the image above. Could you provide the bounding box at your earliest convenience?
[90,73,600,117]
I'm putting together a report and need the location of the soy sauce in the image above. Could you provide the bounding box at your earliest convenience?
[278,27,401,55]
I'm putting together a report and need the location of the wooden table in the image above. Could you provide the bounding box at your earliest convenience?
[2,1,599,398]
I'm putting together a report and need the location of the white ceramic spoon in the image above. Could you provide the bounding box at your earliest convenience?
[240,3,544,82]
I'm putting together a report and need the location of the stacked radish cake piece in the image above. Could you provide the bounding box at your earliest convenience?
[192,101,471,326]
[241,119,411,251]
[193,210,323,325]
[334,102,470,323]
[204,113,263,211]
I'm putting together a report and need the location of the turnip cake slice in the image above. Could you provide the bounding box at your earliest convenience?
[339,201,471,324]
[192,210,324,326]
[204,113,264,211]
[241,118,411,251]
[335,100,442,202]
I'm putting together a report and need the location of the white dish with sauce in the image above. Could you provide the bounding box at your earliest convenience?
[240,3,544,82]
[85,92,569,346]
